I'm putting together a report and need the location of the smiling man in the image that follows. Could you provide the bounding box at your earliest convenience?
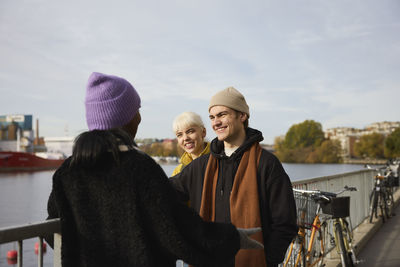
[170,87,298,267]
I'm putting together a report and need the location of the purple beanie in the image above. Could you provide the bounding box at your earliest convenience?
[85,72,141,130]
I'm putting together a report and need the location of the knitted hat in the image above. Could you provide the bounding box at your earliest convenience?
[209,86,250,118]
[85,72,141,130]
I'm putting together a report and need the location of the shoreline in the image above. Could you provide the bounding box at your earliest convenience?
[342,158,387,165]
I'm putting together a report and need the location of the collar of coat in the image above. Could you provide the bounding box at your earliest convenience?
[210,127,264,160]
[179,142,210,166]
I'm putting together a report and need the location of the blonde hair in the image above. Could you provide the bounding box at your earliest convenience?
[173,111,205,133]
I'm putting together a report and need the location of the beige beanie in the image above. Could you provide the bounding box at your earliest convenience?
[209,86,250,118]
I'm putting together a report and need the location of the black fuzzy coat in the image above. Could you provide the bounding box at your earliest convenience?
[47,148,240,267]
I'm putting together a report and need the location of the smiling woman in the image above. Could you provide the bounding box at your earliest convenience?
[171,111,210,176]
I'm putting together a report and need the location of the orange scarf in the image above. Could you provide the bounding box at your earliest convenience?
[199,143,267,267]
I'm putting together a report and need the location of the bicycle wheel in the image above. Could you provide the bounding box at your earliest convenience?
[334,223,352,267]
[386,188,394,217]
[341,219,356,266]
[378,191,387,223]
[284,239,296,267]
[369,190,378,223]
[306,221,327,267]
[284,236,306,267]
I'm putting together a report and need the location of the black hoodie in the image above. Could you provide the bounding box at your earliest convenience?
[170,128,298,266]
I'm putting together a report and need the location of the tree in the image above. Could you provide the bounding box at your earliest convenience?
[274,120,341,163]
[354,133,385,159]
[283,120,325,149]
[314,140,342,163]
[384,128,400,158]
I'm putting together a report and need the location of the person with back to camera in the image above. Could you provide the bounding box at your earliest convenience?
[170,87,298,267]
[172,111,210,176]
[45,73,263,267]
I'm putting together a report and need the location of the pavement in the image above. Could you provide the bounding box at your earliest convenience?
[324,189,400,267]
[357,201,400,267]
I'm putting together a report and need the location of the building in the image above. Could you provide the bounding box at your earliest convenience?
[364,121,400,136]
[0,114,74,157]
[0,114,35,152]
[324,127,361,158]
[325,121,400,158]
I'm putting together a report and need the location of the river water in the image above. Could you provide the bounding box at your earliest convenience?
[0,163,368,266]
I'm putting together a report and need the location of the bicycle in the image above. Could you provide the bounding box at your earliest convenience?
[284,186,359,267]
[366,165,395,223]
[387,158,400,179]
[283,188,325,267]
[386,158,399,205]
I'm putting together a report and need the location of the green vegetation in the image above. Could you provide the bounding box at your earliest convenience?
[384,128,400,158]
[135,123,400,163]
[283,119,325,149]
[136,138,183,157]
[274,120,342,163]
[275,120,400,163]
[354,132,385,159]
[352,129,400,159]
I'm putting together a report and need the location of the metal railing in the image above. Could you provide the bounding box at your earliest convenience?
[291,168,399,260]
[292,169,376,228]
[0,219,61,267]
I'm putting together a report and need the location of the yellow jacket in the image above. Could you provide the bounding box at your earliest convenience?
[172,142,210,176]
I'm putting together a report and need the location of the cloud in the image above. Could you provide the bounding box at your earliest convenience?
[0,0,399,144]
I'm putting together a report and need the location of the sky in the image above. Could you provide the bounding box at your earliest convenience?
[1,0,399,144]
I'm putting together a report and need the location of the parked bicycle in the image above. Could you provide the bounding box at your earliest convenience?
[366,165,395,223]
[387,158,400,177]
[387,158,400,189]
[283,186,359,267]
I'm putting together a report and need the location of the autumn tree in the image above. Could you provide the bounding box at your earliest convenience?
[274,120,341,163]
[384,128,400,158]
[313,140,342,163]
[283,120,325,149]
[354,133,385,159]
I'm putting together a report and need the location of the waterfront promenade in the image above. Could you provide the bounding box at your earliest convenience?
[358,203,400,266]
[324,188,400,267]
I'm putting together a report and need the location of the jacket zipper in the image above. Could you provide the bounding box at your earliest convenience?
[220,159,224,196]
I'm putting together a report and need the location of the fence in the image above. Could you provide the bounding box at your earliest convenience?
[0,219,61,267]
[292,169,376,229]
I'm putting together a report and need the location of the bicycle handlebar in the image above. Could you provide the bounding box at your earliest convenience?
[293,185,357,200]
[365,164,393,177]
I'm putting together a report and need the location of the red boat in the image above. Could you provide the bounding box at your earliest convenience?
[0,115,68,172]
[0,151,64,172]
